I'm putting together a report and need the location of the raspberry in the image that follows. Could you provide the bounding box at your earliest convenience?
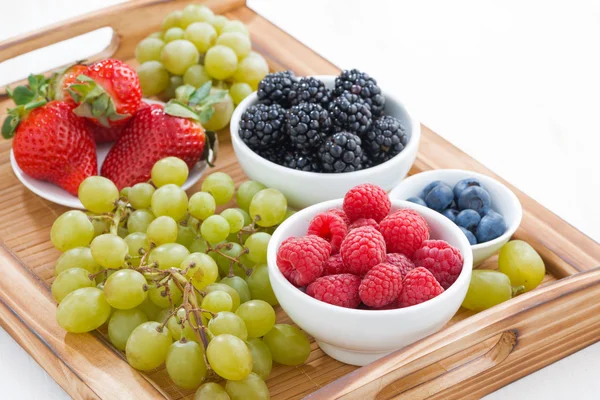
[398,267,444,307]
[349,218,379,231]
[369,300,400,310]
[306,274,361,308]
[322,254,346,276]
[307,212,348,254]
[276,235,331,287]
[358,263,402,307]
[379,209,430,258]
[412,240,463,289]
[328,208,350,225]
[343,183,391,223]
[340,226,386,276]
[385,253,416,278]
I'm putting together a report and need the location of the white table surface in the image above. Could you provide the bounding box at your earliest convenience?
[1,0,600,398]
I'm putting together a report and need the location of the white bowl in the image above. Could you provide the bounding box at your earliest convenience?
[230,75,421,209]
[389,169,523,266]
[267,199,472,366]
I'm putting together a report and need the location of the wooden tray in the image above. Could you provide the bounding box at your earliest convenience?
[1,1,599,399]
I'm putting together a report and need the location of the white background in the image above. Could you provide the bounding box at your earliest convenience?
[1,0,599,398]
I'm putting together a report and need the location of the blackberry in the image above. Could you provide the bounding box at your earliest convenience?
[318,131,364,173]
[257,70,296,107]
[239,103,286,150]
[364,116,408,163]
[256,146,285,165]
[282,150,321,172]
[288,77,331,106]
[328,91,372,136]
[334,69,385,116]
[286,102,332,150]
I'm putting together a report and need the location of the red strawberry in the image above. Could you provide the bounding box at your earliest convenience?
[49,63,88,107]
[87,103,150,143]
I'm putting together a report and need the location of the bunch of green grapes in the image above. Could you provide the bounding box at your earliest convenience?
[135,4,268,131]
[50,157,308,399]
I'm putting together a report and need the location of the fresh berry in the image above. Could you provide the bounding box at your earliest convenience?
[456,209,481,232]
[412,240,463,289]
[318,131,364,173]
[49,63,88,107]
[385,253,416,278]
[257,70,296,107]
[340,226,386,276]
[239,103,286,150]
[307,212,348,254]
[322,254,346,276]
[361,153,374,169]
[441,208,459,223]
[420,181,443,199]
[424,182,454,212]
[256,145,286,165]
[306,274,361,308]
[281,150,321,172]
[475,210,506,243]
[328,208,350,225]
[288,77,332,107]
[363,116,408,163]
[379,209,430,257]
[453,178,482,200]
[407,197,427,207]
[348,218,379,231]
[328,91,372,136]
[358,263,402,307]
[343,183,391,223]
[368,300,400,310]
[276,235,331,286]
[460,227,477,245]
[334,69,385,116]
[87,103,150,143]
[457,186,491,215]
[398,267,444,307]
[286,102,331,150]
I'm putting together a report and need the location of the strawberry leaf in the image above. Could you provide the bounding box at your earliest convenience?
[198,107,214,124]
[11,86,35,106]
[189,81,212,106]
[27,74,46,94]
[175,85,196,104]
[164,100,201,120]
[2,114,18,139]
[199,91,227,107]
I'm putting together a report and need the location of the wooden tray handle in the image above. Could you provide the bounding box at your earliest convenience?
[308,267,600,400]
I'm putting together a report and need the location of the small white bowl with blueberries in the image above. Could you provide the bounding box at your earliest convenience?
[389,169,523,265]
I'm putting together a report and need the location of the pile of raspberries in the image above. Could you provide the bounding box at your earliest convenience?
[276,183,464,309]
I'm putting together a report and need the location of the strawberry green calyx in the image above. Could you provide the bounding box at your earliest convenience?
[2,74,49,139]
[69,74,129,128]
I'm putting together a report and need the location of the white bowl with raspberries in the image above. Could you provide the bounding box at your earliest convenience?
[267,184,472,366]
[230,74,421,209]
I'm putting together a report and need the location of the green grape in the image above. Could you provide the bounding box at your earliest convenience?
[205,45,238,80]
[221,209,244,233]
[129,183,155,210]
[225,372,269,400]
[167,309,186,340]
[245,232,270,264]
[89,213,110,237]
[56,287,111,333]
[137,61,170,97]
[189,237,209,254]
[135,37,164,63]
[184,64,211,88]
[158,75,184,102]
[124,232,149,267]
[246,338,272,380]
[195,382,230,400]
[498,240,545,292]
[233,53,268,90]
[177,224,196,249]
[78,176,119,214]
[161,39,200,75]
[462,270,512,311]
[182,252,219,290]
[55,247,101,276]
[263,324,310,366]
[149,243,190,269]
[236,181,266,212]
[104,269,148,309]
[188,215,201,234]
[147,216,178,245]
[210,15,229,34]
[149,278,183,308]
[162,10,182,31]
[222,20,249,36]
[235,300,275,338]
[155,308,172,324]
[166,340,207,389]
[202,291,233,317]
[188,192,216,220]
[90,234,128,268]
[152,184,189,221]
[211,242,246,278]
[126,321,173,370]
[216,32,251,59]
[163,27,185,43]
[181,312,205,343]
[201,172,235,205]
[151,157,189,187]
[148,31,163,39]
[126,209,154,233]
[120,187,131,198]
[180,4,214,28]
[249,189,287,227]
[246,265,278,306]
[205,283,241,311]
[229,82,253,105]
[185,22,217,52]
[201,215,231,244]
[108,308,148,351]
[202,91,234,131]
[207,334,252,380]
[221,276,251,304]
[52,268,94,303]
[138,296,163,321]
[51,210,94,251]
[236,208,252,226]
[208,311,247,340]
[117,226,129,239]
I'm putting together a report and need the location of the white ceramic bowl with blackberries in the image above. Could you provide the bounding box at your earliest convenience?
[230,70,421,209]
[389,169,523,266]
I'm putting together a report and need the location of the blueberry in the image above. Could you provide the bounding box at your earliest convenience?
[456,209,481,232]
[459,227,477,245]
[407,196,427,207]
[458,186,491,215]
[475,210,506,243]
[420,180,443,199]
[453,178,482,201]
[424,183,454,212]
[441,208,459,223]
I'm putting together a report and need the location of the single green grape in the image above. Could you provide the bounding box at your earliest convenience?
[183,64,211,88]
[222,20,249,36]
[235,300,275,338]
[149,243,190,269]
[233,53,268,90]
[147,216,178,245]
[152,184,189,221]
[201,215,231,244]
[189,237,209,254]
[202,91,234,131]
[236,181,266,212]
[225,372,269,400]
[462,270,512,311]
[120,187,131,198]
[246,338,272,380]
[205,45,238,80]
[201,172,235,205]
[127,209,155,233]
[235,208,252,226]
[151,157,189,187]
[163,27,185,43]
[148,31,163,39]
[135,37,165,63]
[90,234,128,268]
[155,308,173,324]
[210,15,229,34]
[180,4,214,28]
[188,192,216,220]
[216,32,251,59]
[221,209,245,233]
[162,10,182,31]
[166,309,186,340]
[208,311,248,340]
[108,308,148,351]
[177,224,196,249]
[89,213,110,237]
[498,240,546,292]
[126,321,173,370]
[211,242,246,278]
[51,210,95,251]
[205,283,241,311]
[195,382,230,400]
[104,269,148,310]
[202,291,233,318]
[158,75,184,102]
[124,232,150,267]
[188,215,202,234]
[207,334,252,380]
[137,61,170,96]
[56,287,112,333]
[246,264,278,306]
[245,232,270,264]
[128,183,155,210]
[52,268,95,303]
[149,278,183,308]
[78,176,119,214]
[137,297,163,321]
[249,189,287,227]
[221,276,251,304]
[229,82,253,105]
[263,324,310,366]
[185,22,217,52]
[55,247,101,276]
[161,39,199,75]
[166,340,207,389]
[182,252,219,290]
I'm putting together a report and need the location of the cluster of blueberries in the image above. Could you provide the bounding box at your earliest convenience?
[407,177,506,245]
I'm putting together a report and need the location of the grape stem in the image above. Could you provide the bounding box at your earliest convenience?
[109,202,126,235]
[512,285,526,297]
